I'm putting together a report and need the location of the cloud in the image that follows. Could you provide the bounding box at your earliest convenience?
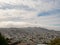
[0,21,38,28]
[0,3,36,11]
[0,0,55,11]
[0,9,37,21]
[0,0,60,31]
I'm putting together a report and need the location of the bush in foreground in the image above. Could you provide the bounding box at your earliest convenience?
[0,33,8,45]
[48,38,60,45]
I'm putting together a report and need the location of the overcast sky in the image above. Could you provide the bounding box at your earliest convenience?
[0,0,60,31]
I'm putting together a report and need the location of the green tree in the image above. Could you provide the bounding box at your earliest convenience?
[0,33,8,45]
[48,38,60,45]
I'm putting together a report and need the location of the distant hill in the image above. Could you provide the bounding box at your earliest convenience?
[0,27,60,44]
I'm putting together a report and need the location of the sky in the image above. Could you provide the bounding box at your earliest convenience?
[0,0,60,31]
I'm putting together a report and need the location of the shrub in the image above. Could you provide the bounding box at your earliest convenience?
[48,38,60,45]
[0,33,8,45]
